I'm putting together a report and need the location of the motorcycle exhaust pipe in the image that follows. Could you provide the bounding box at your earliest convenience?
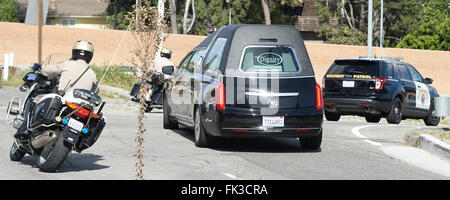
[31,130,58,149]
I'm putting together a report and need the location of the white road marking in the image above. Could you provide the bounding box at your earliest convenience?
[363,139,382,146]
[352,123,450,177]
[351,125,372,139]
[351,124,425,147]
[351,125,383,146]
[223,173,238,180]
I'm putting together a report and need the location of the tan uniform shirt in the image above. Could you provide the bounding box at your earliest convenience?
[40,59,98,92]
[154,56,174,73]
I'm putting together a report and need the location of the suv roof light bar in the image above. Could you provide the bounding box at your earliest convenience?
[358,56,404,61]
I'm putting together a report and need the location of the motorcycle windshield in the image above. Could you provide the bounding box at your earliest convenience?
[42,53,71,66]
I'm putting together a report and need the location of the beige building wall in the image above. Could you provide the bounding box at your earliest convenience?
[0,22,449,94]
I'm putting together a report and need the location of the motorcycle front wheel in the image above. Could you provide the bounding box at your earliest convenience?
[37,129,71,172]
[10,142,25,161]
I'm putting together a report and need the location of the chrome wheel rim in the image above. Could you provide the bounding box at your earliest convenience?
[395,102,402,120]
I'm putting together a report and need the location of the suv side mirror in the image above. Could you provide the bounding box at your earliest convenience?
[162,65,174,75]
[423,78,433,84]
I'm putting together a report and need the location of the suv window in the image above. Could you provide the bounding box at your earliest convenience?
[407,65,423,82]
[240,46,300,72]
[381,62,394,78]
[397,64,412,81]
[203,38,227,72]
[328,60,379,77]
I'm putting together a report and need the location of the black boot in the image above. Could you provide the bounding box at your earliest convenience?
[14,102,34,139]
[14,122,29,139]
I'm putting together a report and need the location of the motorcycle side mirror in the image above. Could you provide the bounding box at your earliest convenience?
[162,65,174,75]
[19,85,28,92]
[31,63,42,72]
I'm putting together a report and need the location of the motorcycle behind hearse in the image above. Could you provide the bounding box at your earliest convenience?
[6,54,106,172]
[130,70,166,113]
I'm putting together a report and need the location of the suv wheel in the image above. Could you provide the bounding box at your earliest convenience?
[424,101,440,126]
[365,116,381,123]
[386,98,402,124]
[325,111,340,121]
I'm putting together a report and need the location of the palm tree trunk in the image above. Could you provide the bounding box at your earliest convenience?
[261,0,271,25]
[169,0,177,34]
[183,0,191,34]
[113,0,118,29]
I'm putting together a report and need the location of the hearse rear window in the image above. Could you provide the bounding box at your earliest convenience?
[328,60,379,77]
[240,47,299,72]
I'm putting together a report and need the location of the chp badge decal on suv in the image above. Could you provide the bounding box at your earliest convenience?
[415,82,431,110]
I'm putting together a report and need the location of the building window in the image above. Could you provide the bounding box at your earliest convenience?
[61,18,76,26]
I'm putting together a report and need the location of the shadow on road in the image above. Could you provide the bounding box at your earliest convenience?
[19,153,109,173]
[60,153,109,172]
[171,127,321,153]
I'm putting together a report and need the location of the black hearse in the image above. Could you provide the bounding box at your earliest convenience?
[162,25,323,149]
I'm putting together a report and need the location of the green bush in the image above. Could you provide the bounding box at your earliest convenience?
[90,65,138,91]
[0,68,29,87]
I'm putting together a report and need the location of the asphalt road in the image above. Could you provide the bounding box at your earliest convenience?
[1,86,449,180]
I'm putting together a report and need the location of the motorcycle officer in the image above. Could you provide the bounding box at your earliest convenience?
[154,47,175,78]
[14,40,98,139]
[40,40,98,93]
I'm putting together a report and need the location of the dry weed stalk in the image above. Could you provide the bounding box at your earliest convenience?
[127,0,167,180]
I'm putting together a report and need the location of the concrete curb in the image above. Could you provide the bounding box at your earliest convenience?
[404,133,450,162]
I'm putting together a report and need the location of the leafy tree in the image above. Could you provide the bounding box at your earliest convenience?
[314,0,449,50]
[397,1,450,51]
[0,0,17,22]
[105,0,158,30]
[188,0,299,35]
[315,1,366,46]
[106,0,135,30]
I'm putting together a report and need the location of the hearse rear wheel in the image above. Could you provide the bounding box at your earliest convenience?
[299,130,322,150]
[194,107,211,148]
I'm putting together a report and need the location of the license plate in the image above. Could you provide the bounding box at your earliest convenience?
[342,81,355,88]
[263,116,284,127]
[68,118,84,132]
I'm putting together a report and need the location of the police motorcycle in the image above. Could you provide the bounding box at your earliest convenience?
[6,54,106,172]
[130,70,167,113]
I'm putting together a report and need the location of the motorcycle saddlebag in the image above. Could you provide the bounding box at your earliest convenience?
[31,96,62,128]
[130,82,141,98]
[77,117,106,152]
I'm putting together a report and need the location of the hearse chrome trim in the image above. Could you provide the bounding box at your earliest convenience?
[245,92,299,97]
[223,127,320,130]
[220,74,315,79]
